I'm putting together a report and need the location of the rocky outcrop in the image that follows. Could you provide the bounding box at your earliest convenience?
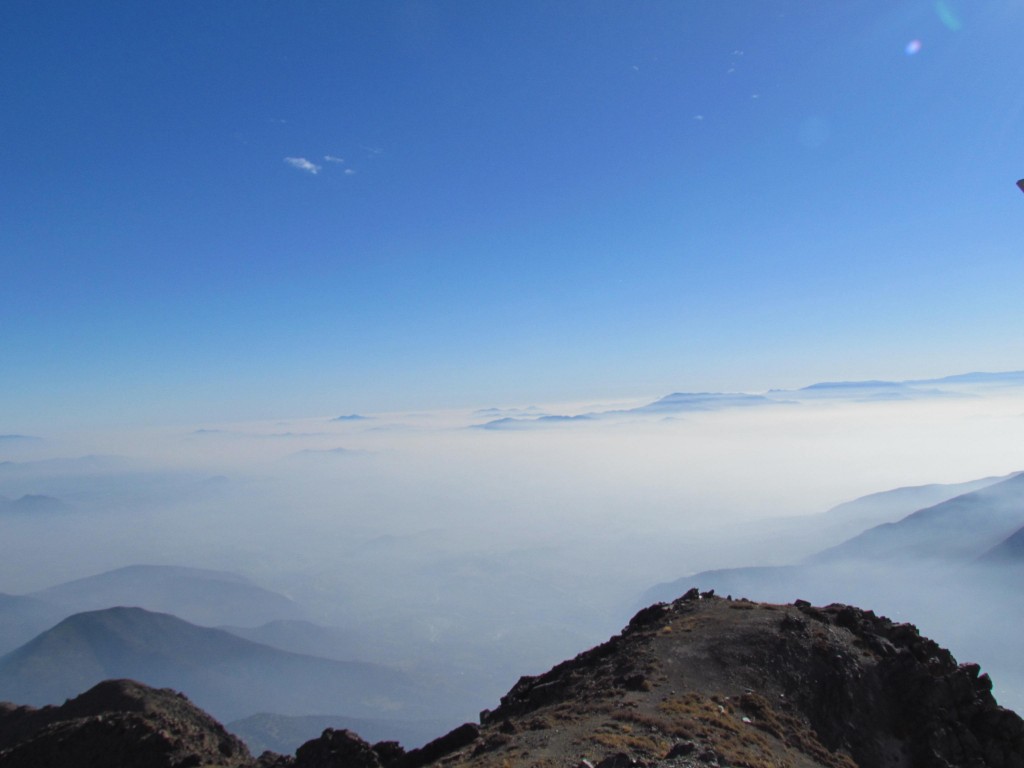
[280,722,481,768]
[293,728,385,768]
[363,590,1024,768]
[0,678,256,767]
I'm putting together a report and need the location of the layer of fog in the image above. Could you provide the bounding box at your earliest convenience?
[4,382,1024,718]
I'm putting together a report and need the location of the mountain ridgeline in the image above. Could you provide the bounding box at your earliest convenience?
[1,592,1022,767]
[0,606,439,724]
[30,564,306,629]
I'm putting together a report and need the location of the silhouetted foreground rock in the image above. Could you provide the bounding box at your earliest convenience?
[0,678,255,767]
[283,722,481,768]
[3,594,1023,767]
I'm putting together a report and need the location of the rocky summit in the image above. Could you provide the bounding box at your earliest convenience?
[0,678,254,768]
[3,592,1024,768]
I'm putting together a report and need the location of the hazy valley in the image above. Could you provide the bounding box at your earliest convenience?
[4,371,1024,757]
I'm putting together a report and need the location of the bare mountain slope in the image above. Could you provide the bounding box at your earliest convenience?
[2,594,1021,768]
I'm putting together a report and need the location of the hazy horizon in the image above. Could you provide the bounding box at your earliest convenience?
[5,369,1024,717]
[5,369,1024,592]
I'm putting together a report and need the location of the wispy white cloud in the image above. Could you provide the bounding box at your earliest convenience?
[324,155,345,164]
[344,168,356,175]
[284,157,321,175]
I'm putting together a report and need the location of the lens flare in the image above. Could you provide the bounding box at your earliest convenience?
[935,0,963,32]
[905,39,922,55]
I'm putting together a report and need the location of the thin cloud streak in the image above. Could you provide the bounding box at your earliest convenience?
[284,157,321,174]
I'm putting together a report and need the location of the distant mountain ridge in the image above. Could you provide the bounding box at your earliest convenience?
[807,472,1024,564]
[473,369,1024,428]
[0,607,444,724]
[0,565,308,659]
[221,620,362,662]
[29,565,304,628]
[646,470,1024,607]
[820,473,1013,528]
[633,391,778,413]
[911,370,1024,386]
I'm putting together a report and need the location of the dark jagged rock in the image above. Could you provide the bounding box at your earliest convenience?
[595,753,637,768]
[371,740,407,766]
[399,722,479,767]
[294,728,383,768]
[0,678,258,767]
[255,752,297,768]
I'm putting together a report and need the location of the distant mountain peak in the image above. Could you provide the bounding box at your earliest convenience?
[31,565,304,628]
[807,470,1024,565]
[0,605,435,726]
[636,391,777,413]
[801,379,902,390]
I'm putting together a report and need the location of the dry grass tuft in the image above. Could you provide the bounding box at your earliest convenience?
[737,693,857,768]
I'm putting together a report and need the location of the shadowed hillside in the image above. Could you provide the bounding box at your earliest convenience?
[0,607,448,724]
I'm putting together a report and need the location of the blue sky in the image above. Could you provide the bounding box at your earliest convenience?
[3,1,1023,430]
